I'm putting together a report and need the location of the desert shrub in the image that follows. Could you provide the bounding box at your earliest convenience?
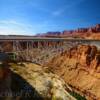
[69,91,86,100]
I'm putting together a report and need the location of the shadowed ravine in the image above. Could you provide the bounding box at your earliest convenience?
[11,71,44,100]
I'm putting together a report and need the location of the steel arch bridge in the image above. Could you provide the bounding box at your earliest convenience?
[0,36,99,63]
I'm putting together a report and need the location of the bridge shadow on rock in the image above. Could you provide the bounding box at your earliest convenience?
[11,71,44,100]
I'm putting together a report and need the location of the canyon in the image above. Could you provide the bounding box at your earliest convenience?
[0,35,100,100]
[46,44,100,100]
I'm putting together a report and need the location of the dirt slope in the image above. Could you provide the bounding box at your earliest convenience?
[0,62,77,100]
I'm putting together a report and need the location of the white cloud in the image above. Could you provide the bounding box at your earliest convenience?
[0,19,65,35]
[52,10,63,16]
[0,20,35,35]
[0,20,32,28]
[52,0,85,16]
[0,20,55,35]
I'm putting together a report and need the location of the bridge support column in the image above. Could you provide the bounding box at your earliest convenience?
[26,41,29,59]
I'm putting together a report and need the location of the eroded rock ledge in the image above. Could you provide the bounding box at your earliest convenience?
[46,45,100,100]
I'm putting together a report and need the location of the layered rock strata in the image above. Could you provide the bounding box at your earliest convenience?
[46,45,100,100]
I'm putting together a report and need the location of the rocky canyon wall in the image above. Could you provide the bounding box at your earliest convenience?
[46,45,100,100]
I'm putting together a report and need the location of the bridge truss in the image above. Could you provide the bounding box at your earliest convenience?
[0,38,96,64]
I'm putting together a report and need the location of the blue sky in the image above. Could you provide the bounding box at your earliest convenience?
[0,0,100,35]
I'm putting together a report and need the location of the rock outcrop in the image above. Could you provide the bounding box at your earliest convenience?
[0,62,76,100]
[46,45,100,100]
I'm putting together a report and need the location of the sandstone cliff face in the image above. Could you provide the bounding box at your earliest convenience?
[46,45,100,100]
[86,33,100,40]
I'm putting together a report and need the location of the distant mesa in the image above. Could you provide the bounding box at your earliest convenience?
[0,24,100,40]
[36,24,100,39]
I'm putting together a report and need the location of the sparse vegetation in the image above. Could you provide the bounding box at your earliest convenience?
[52,96,63,100]
[69,91,86,100]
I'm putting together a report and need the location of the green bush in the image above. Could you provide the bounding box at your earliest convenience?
[69,91,86,100]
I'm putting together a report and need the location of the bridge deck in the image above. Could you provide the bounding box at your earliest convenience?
[0,36,99,42]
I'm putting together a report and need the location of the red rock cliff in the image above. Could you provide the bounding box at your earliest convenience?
[46,45,100,100]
